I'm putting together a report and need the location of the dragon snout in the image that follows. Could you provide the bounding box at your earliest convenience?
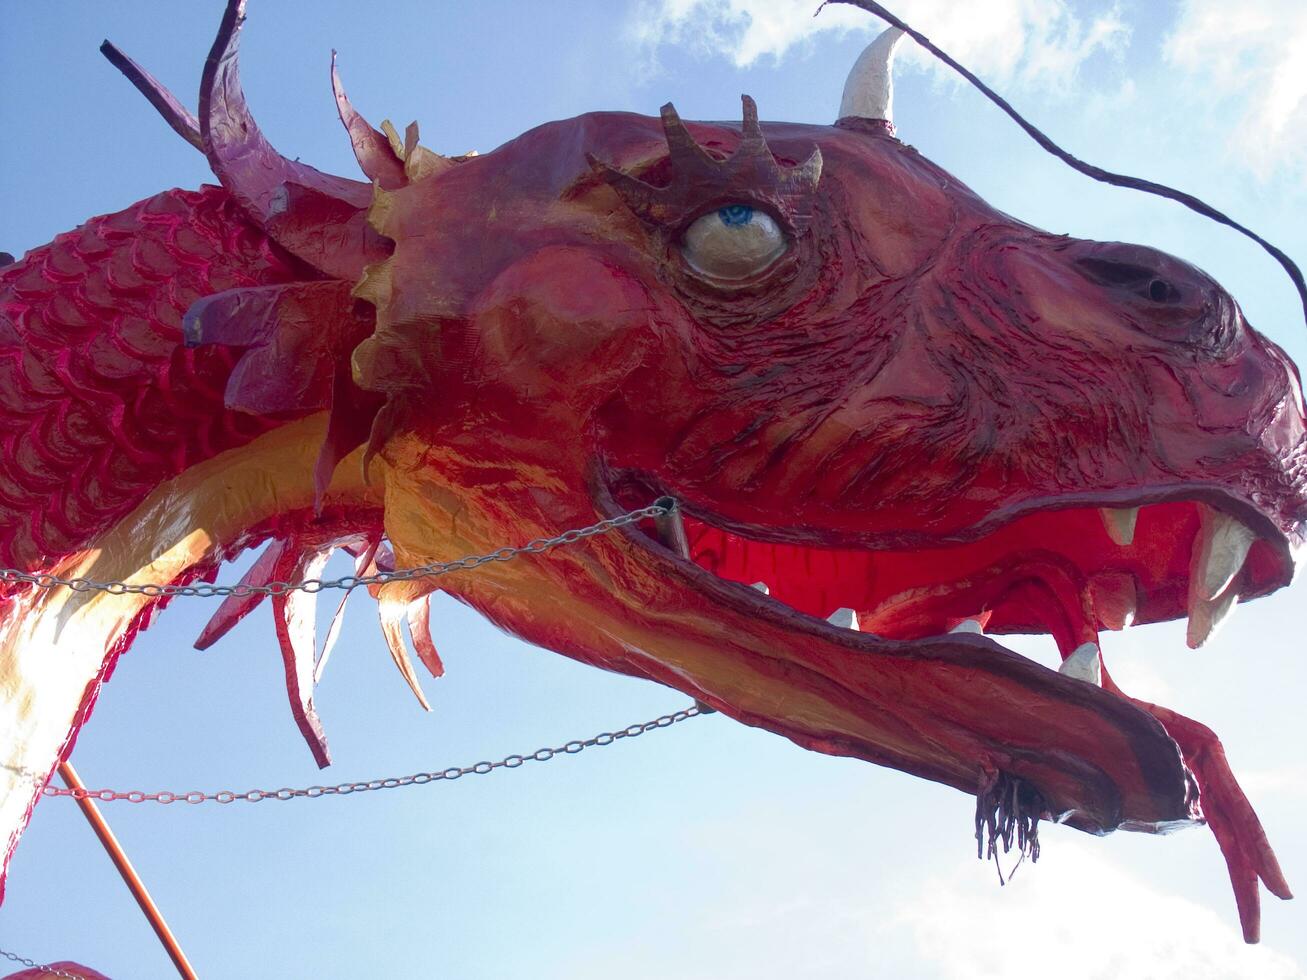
[1065,239,1236,348]
[1071,241,1202,307]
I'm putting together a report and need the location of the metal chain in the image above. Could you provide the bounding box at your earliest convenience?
[40,706,702,805]
[0,948,89,980]
[5,503,688,975]
[0,501,671,600]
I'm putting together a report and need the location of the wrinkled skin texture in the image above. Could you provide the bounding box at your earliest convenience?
[0,0,1303,948]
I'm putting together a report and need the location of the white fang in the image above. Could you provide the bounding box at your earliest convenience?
[827,608,860,630]
[1193,510,1257,602]
[1100,507,1139,547]
[1058,643,1102,686]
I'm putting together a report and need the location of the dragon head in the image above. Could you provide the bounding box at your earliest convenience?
[329,26,1304,941]
[5,3,1302,947]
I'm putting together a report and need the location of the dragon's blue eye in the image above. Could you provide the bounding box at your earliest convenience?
[681,204,786,280]
[718,204,754,227]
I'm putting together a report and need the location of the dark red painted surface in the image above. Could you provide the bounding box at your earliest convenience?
[3,0,1303,946]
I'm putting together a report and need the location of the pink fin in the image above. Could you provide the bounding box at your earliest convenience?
[313,538,381,685]
[407,595,444,678]
[377,595,431,711]
[271,546,335,768]
[193,539,286,650]
[183,281,371,417]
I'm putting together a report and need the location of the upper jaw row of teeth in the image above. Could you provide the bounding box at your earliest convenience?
[1100,504,1259,650]
[792,504,1262,688]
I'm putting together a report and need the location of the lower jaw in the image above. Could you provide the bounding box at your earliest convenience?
[591,479,1288,942]
[585,496,1201,836]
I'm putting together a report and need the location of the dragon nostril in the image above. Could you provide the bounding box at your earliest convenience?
[1149,278,1172,303]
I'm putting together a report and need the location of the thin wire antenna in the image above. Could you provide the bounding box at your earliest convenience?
[824,0,1307,331]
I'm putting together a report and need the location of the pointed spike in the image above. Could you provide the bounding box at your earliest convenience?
[378,593,431,710]
[372,542,397,574]
[947,611,992,634]
[271,547,334,768]
[827,608,860,630]
[340,538,375,559]
[406,595,445,678]
[199,0,371,267]
[312,370,363,514]
[202,1,350,214]
[592,165,668,222]
[101,41,203,151]
[740,94,761,139]
[193,540,285,650]
[404,144,451,182]
[1194,509,1257,602]
[1101,507,1139,547]
[379,119,405,159]
[787,146,823,186]
[313,539,380,685]
[1058,642,1102,685]
[330,50,406,189]
[358,397,401,485]
[1187,582,1240,650]
[315,591,350,687]
[659,102,694,150]
[659,102,719,170]
[838,26,905,124]
[1090,572,1137,631]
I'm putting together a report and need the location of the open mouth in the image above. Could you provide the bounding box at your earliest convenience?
[608,473,1294,687]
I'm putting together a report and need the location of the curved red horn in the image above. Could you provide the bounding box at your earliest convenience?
[198,1,381,278]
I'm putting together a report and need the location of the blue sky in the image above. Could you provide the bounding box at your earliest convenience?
[2,1,1306,976]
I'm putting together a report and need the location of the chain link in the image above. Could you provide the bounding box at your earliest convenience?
[0,501,671,599]
[0,948,89,980]
[40,706,701,805]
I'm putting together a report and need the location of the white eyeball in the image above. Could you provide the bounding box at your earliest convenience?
[681,205,787,280]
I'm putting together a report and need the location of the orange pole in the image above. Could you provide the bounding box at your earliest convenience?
[57,762,198,980]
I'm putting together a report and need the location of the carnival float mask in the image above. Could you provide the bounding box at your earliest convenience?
[1,1,1301,946]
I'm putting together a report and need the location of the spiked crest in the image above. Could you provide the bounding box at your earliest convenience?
[592,96,823,235]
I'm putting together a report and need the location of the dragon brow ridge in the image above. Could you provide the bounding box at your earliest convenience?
[589,95,823,235]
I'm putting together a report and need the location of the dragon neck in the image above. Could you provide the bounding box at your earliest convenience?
[0,414,383,882]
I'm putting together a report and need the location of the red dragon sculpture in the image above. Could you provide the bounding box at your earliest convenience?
[0,0,1301,949]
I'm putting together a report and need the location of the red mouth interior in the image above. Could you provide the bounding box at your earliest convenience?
[684,500,1284,653]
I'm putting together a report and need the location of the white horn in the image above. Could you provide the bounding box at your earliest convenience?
[838,26,906,124]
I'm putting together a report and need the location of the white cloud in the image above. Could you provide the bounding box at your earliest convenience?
[1165,0,1307,180]
[629,0,1129,92]
[887,842,1306,980]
